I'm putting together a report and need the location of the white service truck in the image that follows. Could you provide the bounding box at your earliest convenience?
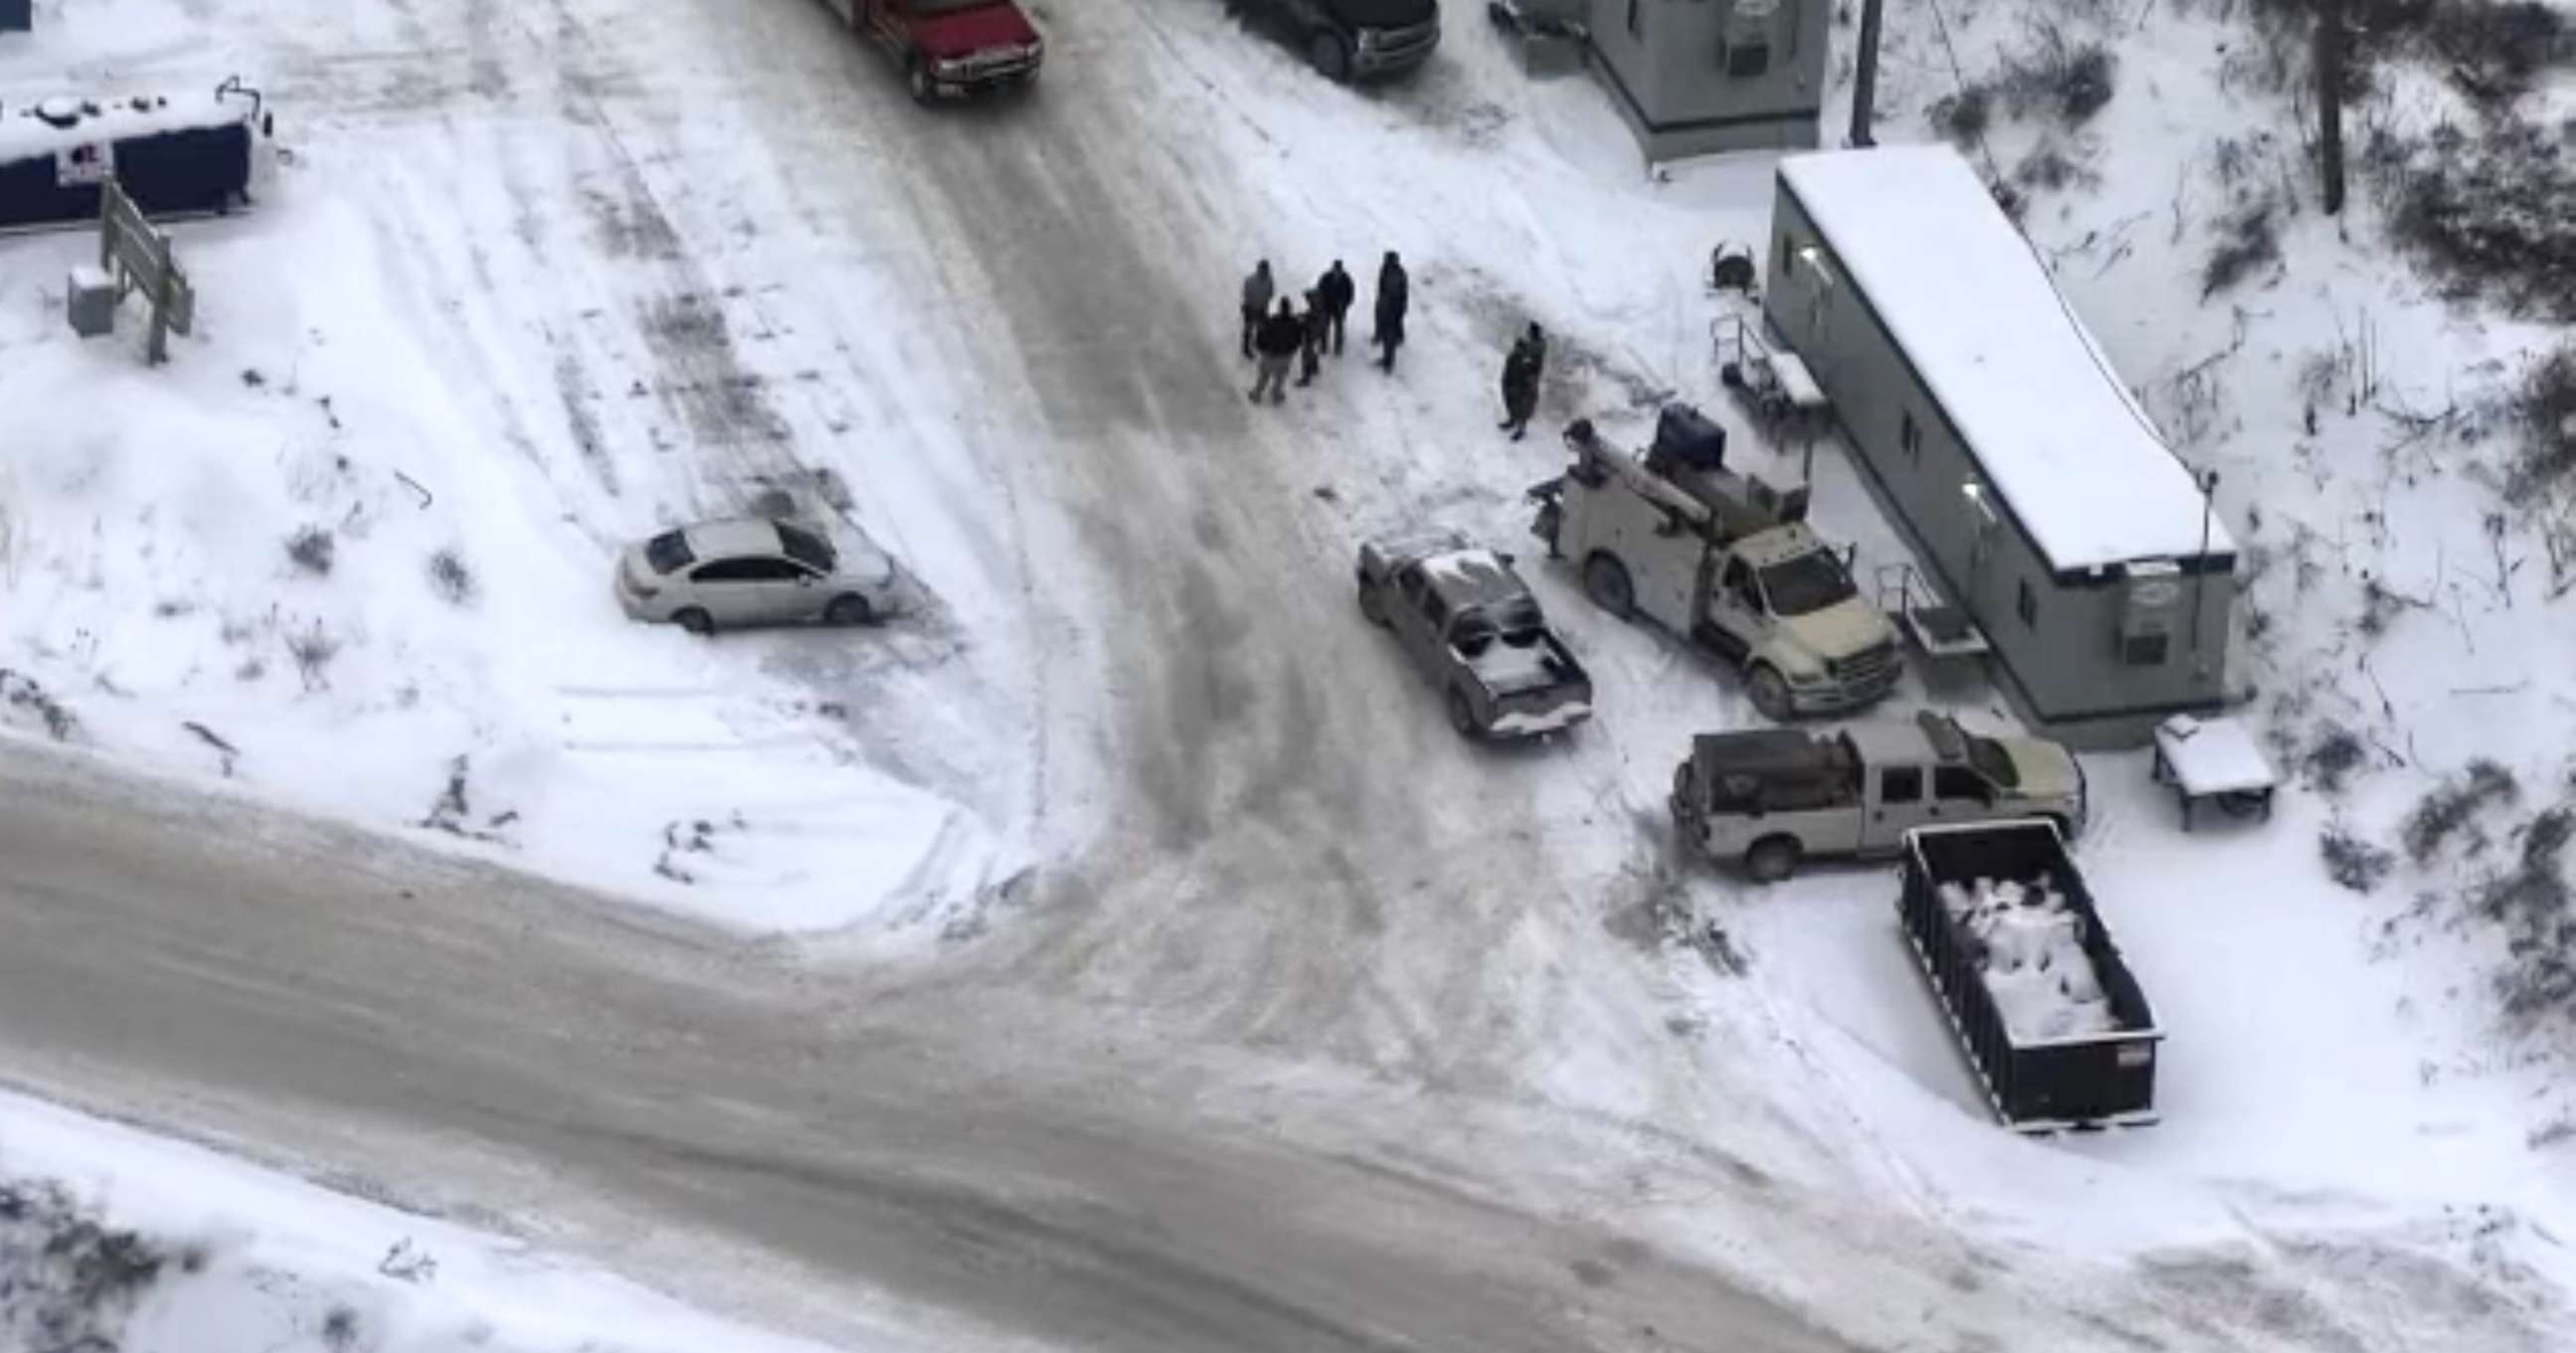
[1529,407,1902,720]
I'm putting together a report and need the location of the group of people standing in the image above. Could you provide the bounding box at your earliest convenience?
[1240,253,1412,405]
[1235,253,1544,438]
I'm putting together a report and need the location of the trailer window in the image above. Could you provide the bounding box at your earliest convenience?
[1900,412,1921,461]
[2016,580,2039,628]
[1722,0,1776,77]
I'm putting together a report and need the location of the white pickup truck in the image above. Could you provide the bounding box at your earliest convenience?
[1670,710,2087,881]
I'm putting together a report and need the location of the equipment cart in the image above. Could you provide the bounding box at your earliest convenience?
[2150,713,2278,831]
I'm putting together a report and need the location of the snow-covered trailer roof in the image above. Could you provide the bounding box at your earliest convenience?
[0,89,253,165]
[1776,145,2234,575]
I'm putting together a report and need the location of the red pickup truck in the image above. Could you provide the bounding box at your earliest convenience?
[823,0,1045,103]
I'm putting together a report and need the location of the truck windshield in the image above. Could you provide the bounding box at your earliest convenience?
[908,0,1006,13]
[1759,553,1857,616]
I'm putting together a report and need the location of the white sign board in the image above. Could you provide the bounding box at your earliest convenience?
[56,140,112,187]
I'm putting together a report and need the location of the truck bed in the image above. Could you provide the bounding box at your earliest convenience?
[1897,820,2161,1132]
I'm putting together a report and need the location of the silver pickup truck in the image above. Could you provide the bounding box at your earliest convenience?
[1671,709,2086,881]
[1357,532,1593,740]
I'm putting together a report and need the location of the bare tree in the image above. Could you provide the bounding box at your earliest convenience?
[2319,0,2347,215]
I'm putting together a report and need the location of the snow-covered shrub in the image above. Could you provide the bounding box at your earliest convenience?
[0,1179,169,1349]
[2503,346,2576,498]
[286,526,336,577]
[284,623,340,692]
[2201,199,2282,298]
[2402,759,2519,864]
[426,548,477,606]
[2369,118,2576,322]
[0,668,77,742]
[2424,1,2571,102]
[2302,723,2368,793]
[1931,85,1995,144]
[2479,807,2575,1026]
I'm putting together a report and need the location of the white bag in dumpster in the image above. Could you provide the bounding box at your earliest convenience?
[1937,877,2117,1042]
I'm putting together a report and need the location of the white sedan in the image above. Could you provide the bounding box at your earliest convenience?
[615,517,897,634]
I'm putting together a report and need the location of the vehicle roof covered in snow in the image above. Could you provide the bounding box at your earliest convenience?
[1692,728,1851,782]
[683,518,787,559]
[1842,719,1941,766]
[1777,145,2234,573]
[1416,547,1530,609]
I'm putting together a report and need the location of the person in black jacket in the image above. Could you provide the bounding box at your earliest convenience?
[1371,252,1409,373]
[1498,322,1546,438]
[1296,289,1330,388]
[1240,260,1274,360]
[1250,298,1305,404]
[1315,260,1355,356]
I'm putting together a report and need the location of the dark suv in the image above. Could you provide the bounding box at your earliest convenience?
[1231,0,1440,81]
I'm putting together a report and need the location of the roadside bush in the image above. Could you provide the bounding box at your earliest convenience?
[2503,346,2576,498]
[2201,199,2282,298]
[2402,759,2519,864]
[284,623,340,691]
[2479,806,2576,1024]
[2303,723,2368,793]
[0,668,76,742]
[2321,826,2397,893]
[286,526,336,577]
[427,548,478,606]
[2426,1,2572,102]
[1931,85,1993,143]
[2370,118,2576,321]
[1924,25,2117,143]
[0,1179,170,1351]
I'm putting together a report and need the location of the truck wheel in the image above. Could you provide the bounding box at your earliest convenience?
[1745,835,1801,884]
[1582,553,1634,619]
[674,607,715,637]
[826,593,875,626]
[1308,31,1352,81]
[1746,664,1794,722]
[906,58,935,104]
[1358,580,1388,626]
[1445,688,1481,739]
[1720,360,1743,388]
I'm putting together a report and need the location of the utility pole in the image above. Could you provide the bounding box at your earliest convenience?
[1851,0,1885,148]
[2190,468,2218,657]
[2318,0,2347,215]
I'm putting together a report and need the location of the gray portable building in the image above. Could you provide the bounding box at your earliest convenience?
[1760,145,2235,750]
[1587,0,1828,161]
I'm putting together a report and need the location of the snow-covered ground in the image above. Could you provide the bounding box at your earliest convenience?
[0,1090,863,1353]
[7,0,2576,1347]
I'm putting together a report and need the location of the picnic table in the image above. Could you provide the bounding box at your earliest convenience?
[2150,714,2278,831]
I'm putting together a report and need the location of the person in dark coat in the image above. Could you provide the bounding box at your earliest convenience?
[1240,260,1274,360]
[1371,252,1409,373]
[1250,298,1304,404]
[1315,260,1356,356]
[1498,322,1546,438]
[1296,289,1330,387]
